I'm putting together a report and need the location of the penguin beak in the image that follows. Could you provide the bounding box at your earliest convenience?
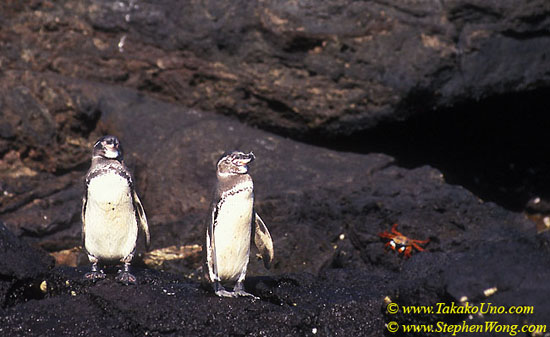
[233,152,255,166]
[105,143,117,151]
[103,142,120,159]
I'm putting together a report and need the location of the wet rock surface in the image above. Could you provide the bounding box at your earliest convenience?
[1,1,550,336]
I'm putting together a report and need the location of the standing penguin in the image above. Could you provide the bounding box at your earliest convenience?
[82,135,150,284]
[203,151,274,298]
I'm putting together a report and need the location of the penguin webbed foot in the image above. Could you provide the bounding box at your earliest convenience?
[115,261,137,285]
[233,281,259,299]
[84,262,106,281]
[232,289,259,299]
[213,281,258,299]
[215,288,239,298]
[84,270,106,281]
[213,281,237,298]
[116,270,137,285]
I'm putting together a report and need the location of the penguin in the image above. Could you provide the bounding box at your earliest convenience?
[81,135,150,284]
[203,151,274,298]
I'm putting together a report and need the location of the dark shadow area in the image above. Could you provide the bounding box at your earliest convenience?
[319,88,550,212]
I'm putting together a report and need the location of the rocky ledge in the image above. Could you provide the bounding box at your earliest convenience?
[2,0,550,138]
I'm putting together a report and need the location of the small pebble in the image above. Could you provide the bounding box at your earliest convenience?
[483,287,497,297]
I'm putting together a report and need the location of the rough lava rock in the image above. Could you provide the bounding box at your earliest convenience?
[0,77,549,336]
[0,221,53,308]
[83,0,550,137]
[2,1,549,138]
[0,267,390,337]
[1,1,550,336]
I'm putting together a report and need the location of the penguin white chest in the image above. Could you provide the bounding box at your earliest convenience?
[214,189,253,282]
[84,173,138,261]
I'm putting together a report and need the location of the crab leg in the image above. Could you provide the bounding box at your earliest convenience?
[403,246,413,259]
[391,224,402,236]
[411,242,426,251]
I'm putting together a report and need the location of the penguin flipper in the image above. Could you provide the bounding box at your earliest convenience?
[132,189,150,251]
[206,204,219,283]
[81,194,87,247]
[253,212,274,269]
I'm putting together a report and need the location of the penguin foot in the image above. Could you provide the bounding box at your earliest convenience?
[215,289,258,299]
[213,281,238,298]
[233,281,259,299]
[115,271,137,285]
[84,270,106,281]
[215,289,239,298]
[213,281,258,299]
[233,289,259,299]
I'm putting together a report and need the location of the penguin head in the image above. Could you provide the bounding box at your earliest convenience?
[217,151,255,177]
[92,135,123,161]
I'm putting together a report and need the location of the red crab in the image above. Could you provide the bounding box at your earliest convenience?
[378,224,430,259]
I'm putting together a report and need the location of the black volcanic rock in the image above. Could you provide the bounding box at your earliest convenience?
[83,0,550,137]
[2,1,549,139]
[0,222,53,307]
[0,76,548,335]
[0,222,51,280]
[0,268,389,337]
[1,1,550,335]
